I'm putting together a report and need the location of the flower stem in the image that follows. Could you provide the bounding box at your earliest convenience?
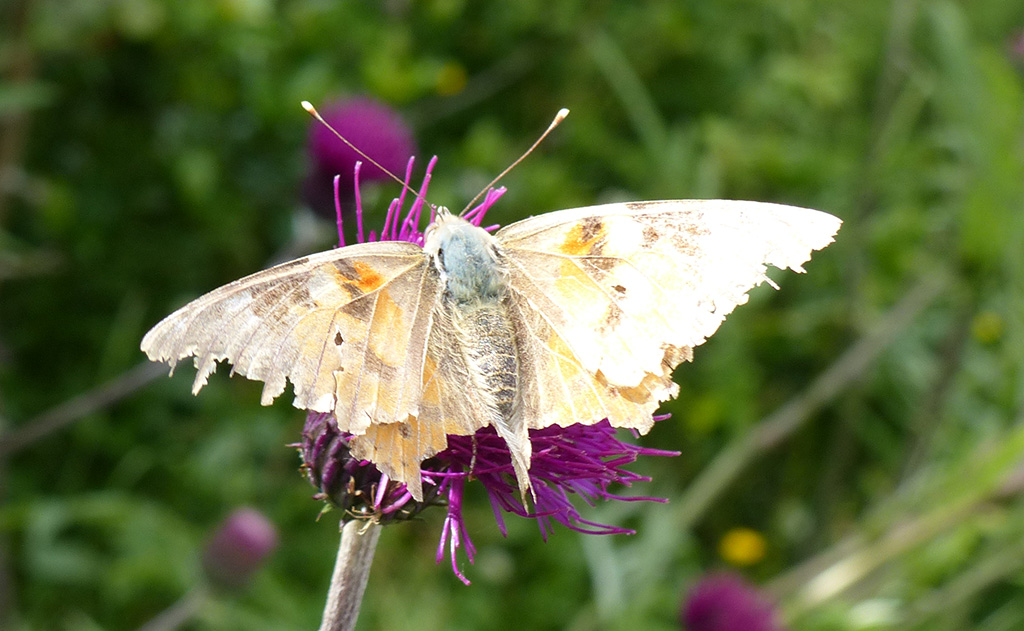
[319,519,382,631]
[136,587,207,631]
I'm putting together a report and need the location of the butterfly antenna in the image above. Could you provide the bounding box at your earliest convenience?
[460,108,570,216]
[301,100,434,210]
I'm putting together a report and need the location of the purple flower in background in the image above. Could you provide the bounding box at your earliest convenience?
[299,157,678,584]
[1011,30,1024,64]
[201,508,278,590]
[681,573,784,631]
[302,97,416,219]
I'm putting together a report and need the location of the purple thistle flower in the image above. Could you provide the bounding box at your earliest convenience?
[302,97,416,220]
[299,156,678,584]
[1011,30,1024,64]
[681,573,785,631]
[201,508,278,590]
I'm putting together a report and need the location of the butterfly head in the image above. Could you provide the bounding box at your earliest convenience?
[424,207,504,303]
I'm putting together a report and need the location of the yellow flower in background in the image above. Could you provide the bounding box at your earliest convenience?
[719,527,767,566]
[436,61,468,96]
[972,311,1004,345]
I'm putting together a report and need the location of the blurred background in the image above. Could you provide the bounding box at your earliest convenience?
[2,1,1023,629]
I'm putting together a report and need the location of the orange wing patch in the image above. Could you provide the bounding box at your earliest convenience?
[558,217,607,255]
[350,261,385,292]
[325,259,389,298]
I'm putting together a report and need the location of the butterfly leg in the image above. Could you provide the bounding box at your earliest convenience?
[468,434,478,478]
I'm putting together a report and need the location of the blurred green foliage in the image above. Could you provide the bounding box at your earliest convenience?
[2,1,1023,630]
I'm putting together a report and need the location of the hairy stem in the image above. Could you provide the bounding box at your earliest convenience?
[319,520,382,631]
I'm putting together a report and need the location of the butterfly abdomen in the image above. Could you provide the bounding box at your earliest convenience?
[460,305,519,419]
[454,300,532,496]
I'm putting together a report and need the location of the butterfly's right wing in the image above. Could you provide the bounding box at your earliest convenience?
[498,200,841,433]
[141,241,440,435]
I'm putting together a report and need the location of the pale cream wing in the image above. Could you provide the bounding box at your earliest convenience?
[349,303,492,501]
[140,241,441,435]
[498,200,840,429]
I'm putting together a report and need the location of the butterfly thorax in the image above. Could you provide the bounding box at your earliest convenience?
[424,212,506,304]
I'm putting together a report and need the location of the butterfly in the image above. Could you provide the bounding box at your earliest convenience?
[141,199,840,502]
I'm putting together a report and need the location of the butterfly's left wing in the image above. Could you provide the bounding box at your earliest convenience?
[141,241,440,436]
[498,200,841,432]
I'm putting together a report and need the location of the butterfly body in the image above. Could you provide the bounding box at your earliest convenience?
[142,200,841,501]
[427,211,532,494]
